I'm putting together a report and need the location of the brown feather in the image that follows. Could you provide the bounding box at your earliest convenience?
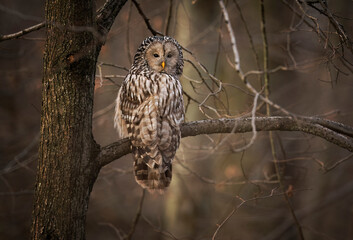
[114,36,184,191]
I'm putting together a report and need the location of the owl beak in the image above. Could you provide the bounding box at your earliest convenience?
[161,61,165,69]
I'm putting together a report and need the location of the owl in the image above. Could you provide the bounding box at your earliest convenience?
[114,36,184,191]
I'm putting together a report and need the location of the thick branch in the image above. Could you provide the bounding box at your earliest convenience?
[97,138,131,167]
[98,116,353,167]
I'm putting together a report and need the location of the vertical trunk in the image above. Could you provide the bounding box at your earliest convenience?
[31,0,100,239]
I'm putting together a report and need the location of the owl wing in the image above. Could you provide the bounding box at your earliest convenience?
[114,74,145,139]
[115,73,161,164]
[114,86,128,138]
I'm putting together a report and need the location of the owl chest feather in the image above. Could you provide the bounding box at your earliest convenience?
[125,72,182,116]
[116,67,184,142]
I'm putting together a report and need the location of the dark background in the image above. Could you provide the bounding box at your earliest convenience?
[1,0,353,239]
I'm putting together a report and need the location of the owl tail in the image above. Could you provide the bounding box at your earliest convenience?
[133,147,172,191]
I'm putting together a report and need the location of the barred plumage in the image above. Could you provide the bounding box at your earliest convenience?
[114,36,184,191]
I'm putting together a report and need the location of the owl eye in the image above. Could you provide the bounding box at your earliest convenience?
[153,53,159,58]
[167,53,172,58]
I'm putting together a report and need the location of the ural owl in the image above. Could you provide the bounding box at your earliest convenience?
[114,36,184,191]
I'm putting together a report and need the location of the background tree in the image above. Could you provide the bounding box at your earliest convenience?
[1,0,353,239]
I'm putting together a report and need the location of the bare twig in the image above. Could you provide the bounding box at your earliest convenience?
[282,0,353,74]
[131,0,163,36]
[176,158,277,186]
[4,133,39,172]
[316,0,352,53]
[164,0,173,36]
[215,92,260,152]
[218,0,294,117]
[260,0,304,238]
[99,222,124,240]
[0,190,34,196]
[126,0,133,64]
[142,215,178,240]
[232,0,261,71]
[1,153,37,176]
[125,189,145,240]
[212,188,309,239]
[274,157,325,169]
[324,153,353,172]
[93,101,116,119]
[243,65,290,78]
[219,0,242,75]
[9,0,129,50]
[98,61,129,71]
[261,0,270,115]
[0,22,45,42]
[263,180,353,240]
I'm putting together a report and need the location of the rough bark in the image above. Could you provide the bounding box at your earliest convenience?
[30,0,129,238]
[31,0,128,239]
[31,0,100,239]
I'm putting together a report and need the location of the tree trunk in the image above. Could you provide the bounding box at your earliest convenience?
[31,0,100,239]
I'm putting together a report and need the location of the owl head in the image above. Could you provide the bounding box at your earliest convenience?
[133,36,184,77]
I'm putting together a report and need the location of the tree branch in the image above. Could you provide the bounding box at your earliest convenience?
[125,189,145,240]
[131,0,163,36]
[98,116,353,167]
[0,0,128,44]
[97,138,131,167]
[212,187,309,240]
[0,22,45,42]
[96,0,128,44]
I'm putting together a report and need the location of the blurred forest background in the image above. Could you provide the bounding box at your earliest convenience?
[1,0,353,239]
